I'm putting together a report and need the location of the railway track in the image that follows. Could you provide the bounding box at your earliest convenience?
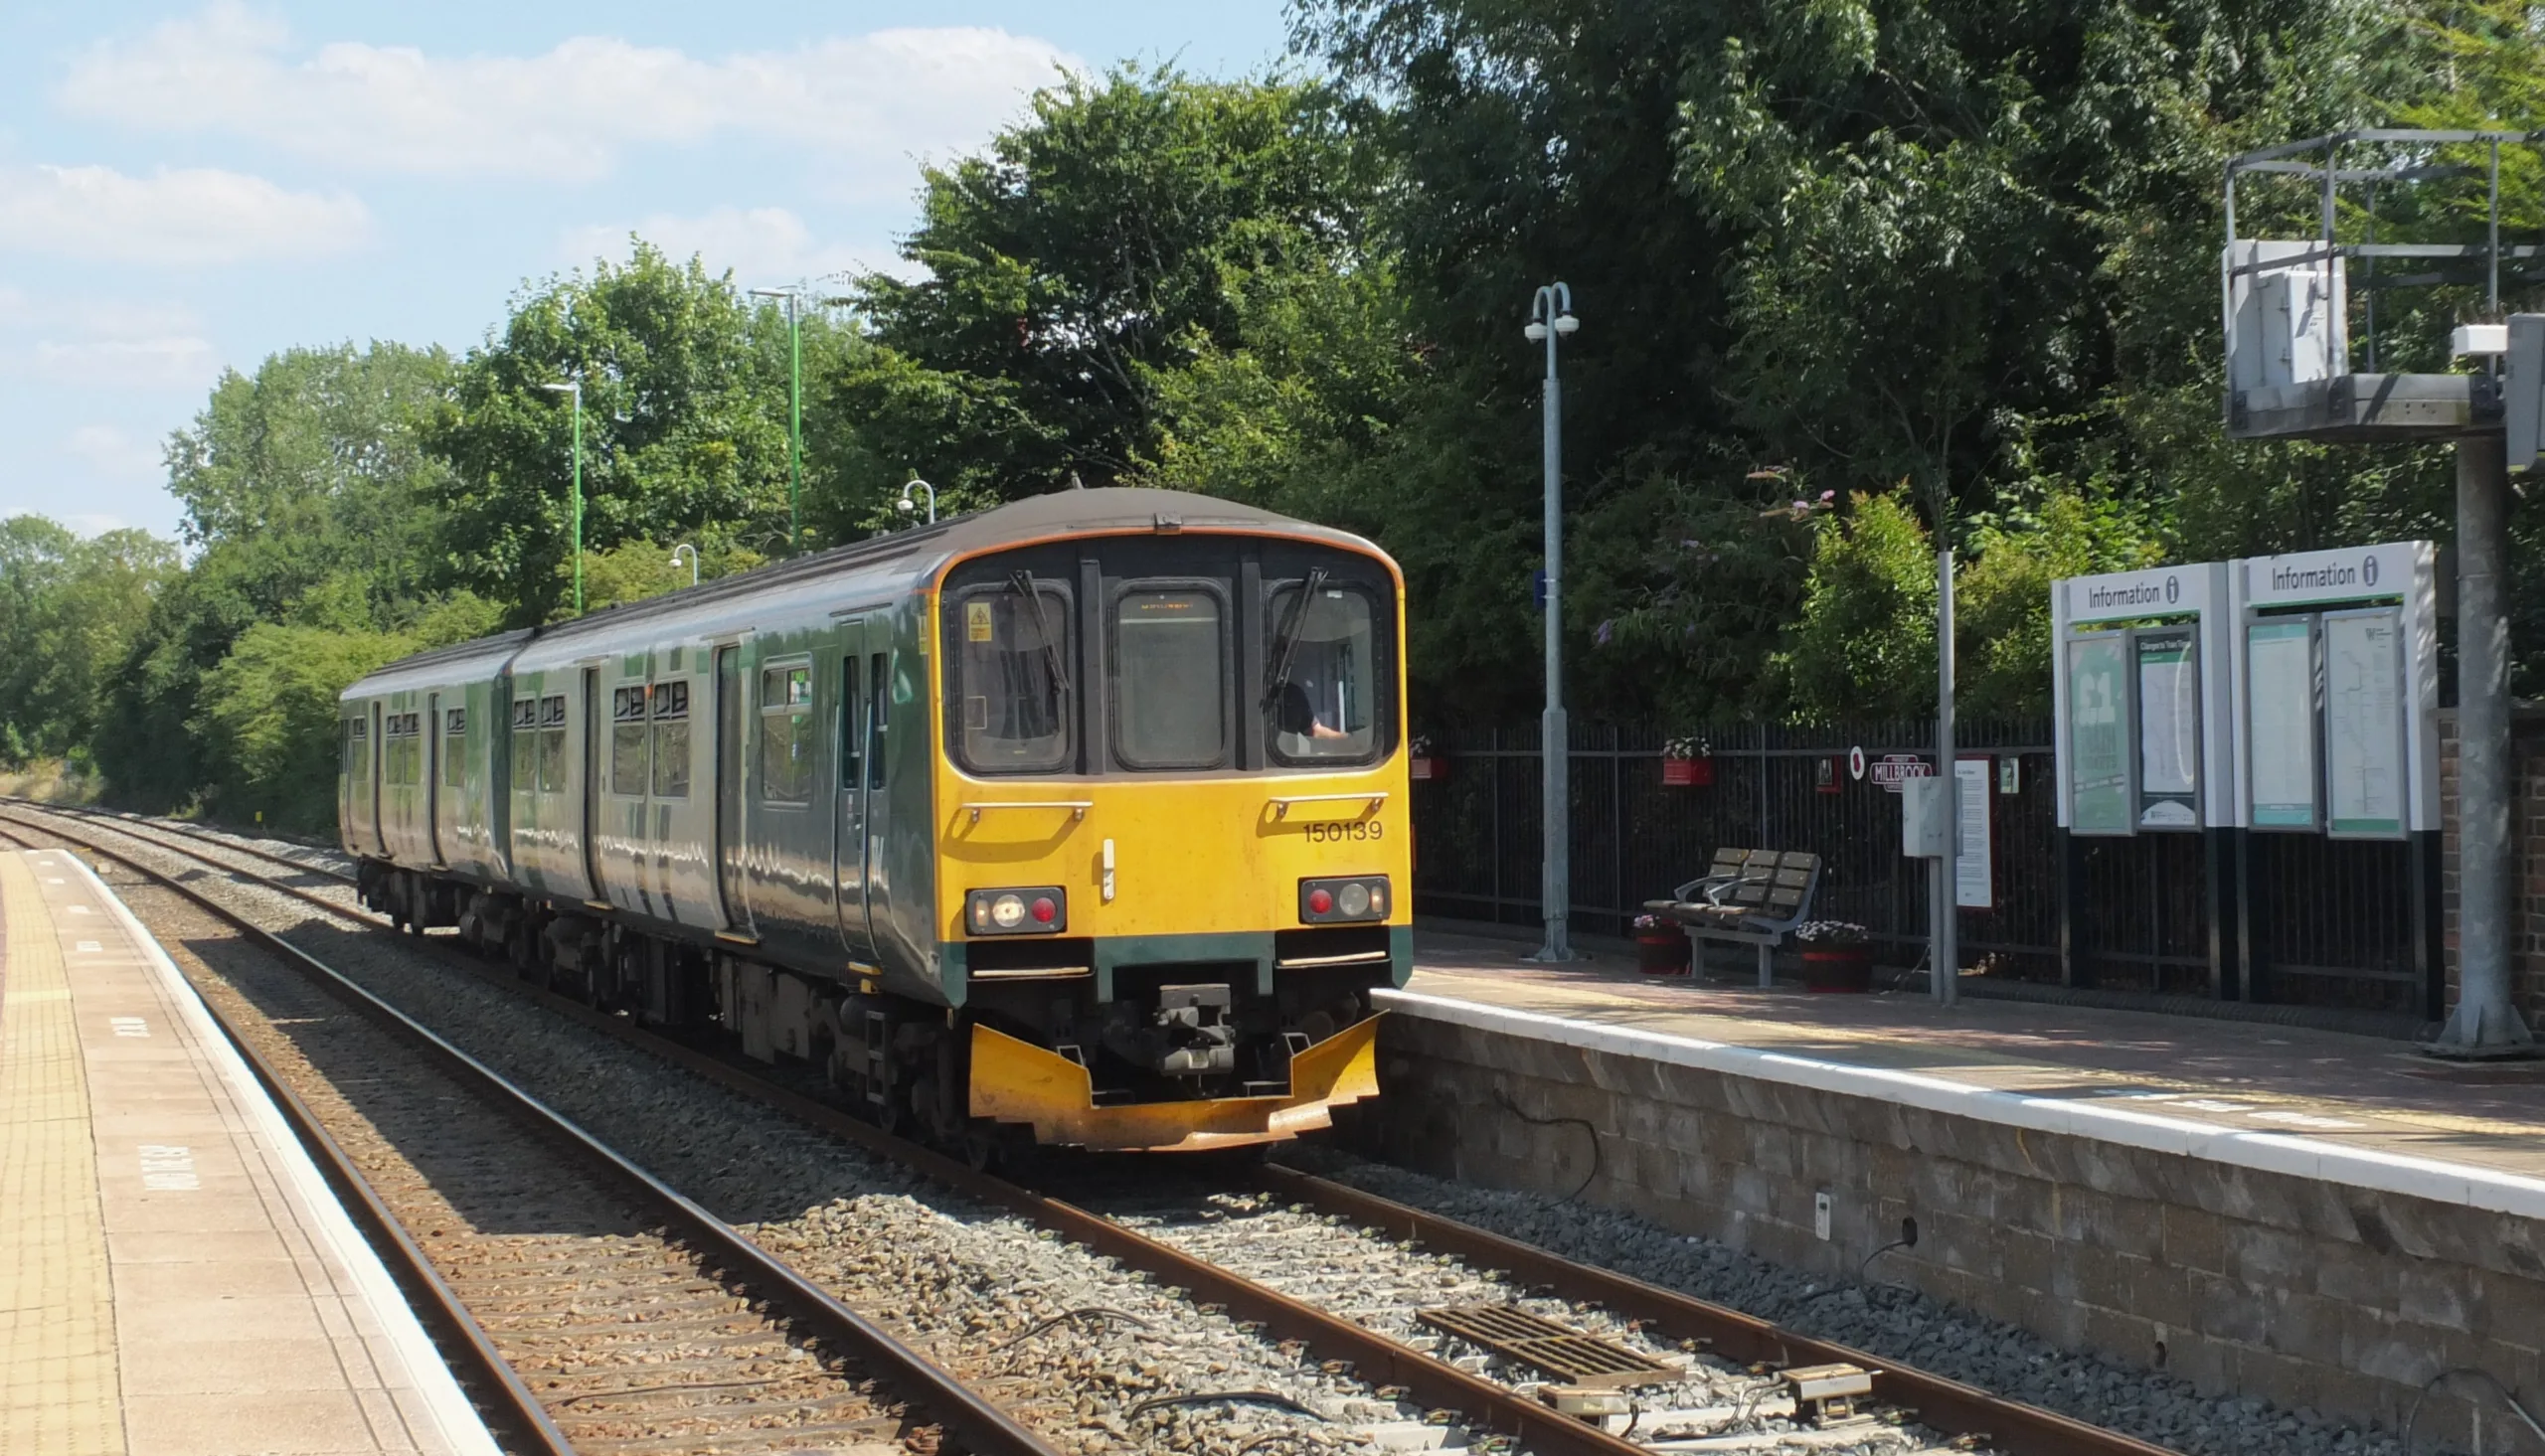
[6,800,2177,1456]
[0,813,1052,1456]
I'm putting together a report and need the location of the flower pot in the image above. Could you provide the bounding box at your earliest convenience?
[1660,756,1713,788]
[1636,932,1691,975]
[1801,946,1872,993]
[1409,755,1447,782]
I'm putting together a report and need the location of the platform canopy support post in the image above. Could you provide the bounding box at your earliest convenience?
[2438,432,2535,1053]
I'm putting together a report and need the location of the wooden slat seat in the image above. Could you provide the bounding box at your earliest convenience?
[1644,848,1823,986]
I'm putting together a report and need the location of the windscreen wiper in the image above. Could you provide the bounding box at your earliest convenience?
[1263,567,1330,709]
[1008,569,1071,695]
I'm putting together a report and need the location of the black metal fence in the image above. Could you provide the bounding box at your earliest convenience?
[1408,721,2436,1020]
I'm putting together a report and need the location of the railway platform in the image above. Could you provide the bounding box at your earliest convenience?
[1356,926,2545,1452]
[0,847,498,1456]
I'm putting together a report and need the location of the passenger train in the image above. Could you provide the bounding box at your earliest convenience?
[338,488,1409,1153]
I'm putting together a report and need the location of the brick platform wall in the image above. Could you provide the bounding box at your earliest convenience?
[1347,1015,2545,1454]
[2436,708,2545,1025]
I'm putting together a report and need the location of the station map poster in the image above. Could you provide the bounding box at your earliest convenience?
[1952,757,1994,909]
[2245,616,2319,830]
[2134,627,2201,829]
[2066,633,2133,836]
[2323,607,2406,839]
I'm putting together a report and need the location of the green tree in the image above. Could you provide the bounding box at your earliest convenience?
[0,520,177,762]
[433,241,825,620]
[829,68,1383,508]
[196,624,415,831]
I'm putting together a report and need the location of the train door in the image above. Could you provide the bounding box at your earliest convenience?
[714,644,753,936]
[580,666,605,903]
[424,692,445,867]
[369,702,388,855]
[831,621,872,955]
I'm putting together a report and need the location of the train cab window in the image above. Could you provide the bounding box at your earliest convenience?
[760,663,814,803]
[442,709,466,789]
[1266,581,1382,765]
[950,582,1071,774]
[1113,586,1227,769]
[538,695,568,793]
[609,686,648,795]
[650,679,690,797]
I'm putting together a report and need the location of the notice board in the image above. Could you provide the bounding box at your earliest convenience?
[1952,757,1994,909]
[2245,616,2319,830]
[2134,627,2201,829]
[2323,607,2406,839]
[2066,632,2133,836]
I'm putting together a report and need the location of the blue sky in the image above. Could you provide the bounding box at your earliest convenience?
[0,2,1296,541]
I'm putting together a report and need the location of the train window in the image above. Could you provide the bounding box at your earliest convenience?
[442,709,466,789]
[1265,582,1382,765]
[838,658,861,788]
[950,582,1071,774]
[538,695,568,793]
[383,713,416,786]
[868,652,889,790]
[760,663,814,803]
[650,679,690,798]
[610,685,648,795]
[1113,586,1227,769]
[509,698,537,791]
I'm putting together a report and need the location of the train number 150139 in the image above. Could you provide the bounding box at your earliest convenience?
[1304,819,1385,844]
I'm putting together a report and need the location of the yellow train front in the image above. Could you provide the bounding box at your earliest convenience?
[342,488,1410,1157]
[934,494,1411,1152]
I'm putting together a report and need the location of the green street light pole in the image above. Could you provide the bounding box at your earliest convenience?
[751,288,803,554]
[540,380,584,614]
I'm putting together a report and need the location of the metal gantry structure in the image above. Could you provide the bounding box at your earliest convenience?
[2221,127,2539,1055]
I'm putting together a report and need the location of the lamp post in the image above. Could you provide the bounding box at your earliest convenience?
[750,287,804,555]
[899,477,937,525]
[538,380,584,615]
[1525,283,1580,963]
[669,543,698,587]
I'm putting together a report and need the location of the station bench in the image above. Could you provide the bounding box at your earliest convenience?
[1642,848,1822,986]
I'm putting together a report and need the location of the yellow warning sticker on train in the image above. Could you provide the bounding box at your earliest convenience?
[966,601,994,641]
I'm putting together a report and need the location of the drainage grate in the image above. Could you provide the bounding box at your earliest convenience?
[1416,1305,1683,1389]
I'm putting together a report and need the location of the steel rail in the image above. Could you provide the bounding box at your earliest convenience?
[0,824,575,1456]
[13,800,2179,1456]
[14,800,356,885]
[0,810,1059,1456]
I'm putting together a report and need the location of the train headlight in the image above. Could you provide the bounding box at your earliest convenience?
[967,886,1067,935]
[1299,876,1389,924]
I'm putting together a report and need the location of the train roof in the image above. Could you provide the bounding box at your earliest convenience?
[342,487,1383,701]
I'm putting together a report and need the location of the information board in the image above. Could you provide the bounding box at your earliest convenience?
[2323,607,2406,839]
[1953,757,1994,909]
[2066,632,2133,836]
[2245,616,2319,830]
[2134,627,2201,829]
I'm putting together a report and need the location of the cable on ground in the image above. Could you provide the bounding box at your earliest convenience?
[1128,1391,1329,1421]
[2403,1368,2545,1454]
[989,1306,1154,1351]
[1492,1086,1602,1203]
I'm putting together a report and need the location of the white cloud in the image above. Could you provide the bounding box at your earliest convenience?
[0,286,223,389]
[559,206,880,286]
[61,424,164,484]
[61,3,1079,190]
[0,163,370,265]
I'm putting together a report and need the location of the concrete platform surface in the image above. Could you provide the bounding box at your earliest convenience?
[0,848,500,1456]
[1402,926,2545,1211]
